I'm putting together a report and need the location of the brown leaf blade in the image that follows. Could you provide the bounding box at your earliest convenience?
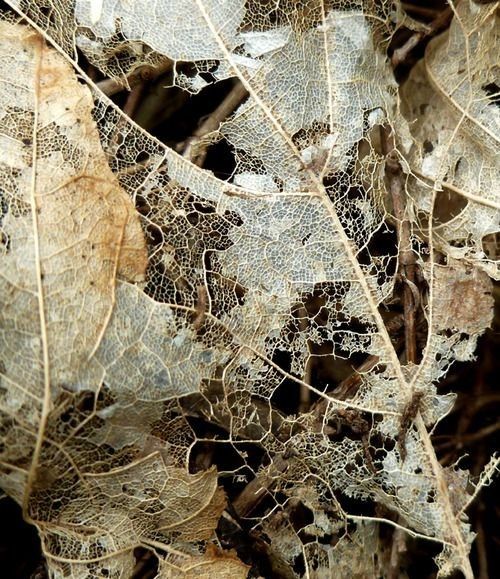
[0,22,227,577]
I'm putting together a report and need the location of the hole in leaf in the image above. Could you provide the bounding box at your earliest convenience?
[482,82,500,108]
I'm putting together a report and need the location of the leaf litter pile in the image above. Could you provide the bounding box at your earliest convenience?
[0,1,499,578]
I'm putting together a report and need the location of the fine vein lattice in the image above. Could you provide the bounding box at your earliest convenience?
[0,1,498,578]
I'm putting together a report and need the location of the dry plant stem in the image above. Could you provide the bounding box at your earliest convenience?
[299,371,311,412]
[475,514,489,579]
[123,82,146,120]
[435,393,500,421]
[192,285,208,331]
[382,126,419,579]
[312,354,380,416]
[183,81,248,166]
[132,549,155,579]
[392,7,453,67]
[107,82,147,160]
[382,127,418,365]
[435,422,500,451]
[471,438,490,579]
[298,306,312,413]
[232,455,288,517]
[247,530,297,579]
[401,3,442,19]
[86,63,99,82]
[223,457,295,578]
[96,60,172,96]
[389,531,407,578]
[135,76,190,132]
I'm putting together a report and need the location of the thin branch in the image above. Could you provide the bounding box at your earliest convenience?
[232,455,288,517]
[183,81,248,166]
[382,128,419,365]
[132,549,156,579]
[392,7,453,67]
[192,285,208,331]
[122,82,146,120]
[220,457,296,579]
[475,514,489,579]
[96,60,173,96]
[435,422,500,451]
[382,126,420,578]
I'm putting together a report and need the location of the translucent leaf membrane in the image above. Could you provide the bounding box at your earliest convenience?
[157,545,250,578]
[1,1,497,577]
[262,516,390,579]
[0,20,230,578]
[400,0,500,277]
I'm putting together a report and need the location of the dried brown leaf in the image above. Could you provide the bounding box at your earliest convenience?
[159,544,249,578]
[0,21,227,576]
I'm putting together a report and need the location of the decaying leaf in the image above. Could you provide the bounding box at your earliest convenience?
[0,1,498,577]
[400,0,500,276]
[0,20,239,577]
[158,545,250,578]
[263,514,390,579]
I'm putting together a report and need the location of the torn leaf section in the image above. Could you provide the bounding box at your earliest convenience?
[158,544,249,578]
[401,1,500,275]
[419,258,494,389]
[39,460,225,579]
[0,20,147,408]
[223,10,395,188]
[0,22,228,578]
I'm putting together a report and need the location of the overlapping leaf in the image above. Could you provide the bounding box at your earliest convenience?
[400,0,499,276]
[0,20,232,578]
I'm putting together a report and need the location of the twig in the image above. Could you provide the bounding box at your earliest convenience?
[381,126,420,578]
[392,7,453,67]
[397,390,425,462]
[96,60,172,96]
[192,286,208,331]
[401,3,442,20]
[132,549,156,579]
[382,127,418,365]
[122,82,146,121]
[435,422,500,451]
[232,455,288,518]
[475,513,489,579]
[183,81,248,166]
[218,457,295,578]
[388,529,407,579]
[86,63,99,83]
